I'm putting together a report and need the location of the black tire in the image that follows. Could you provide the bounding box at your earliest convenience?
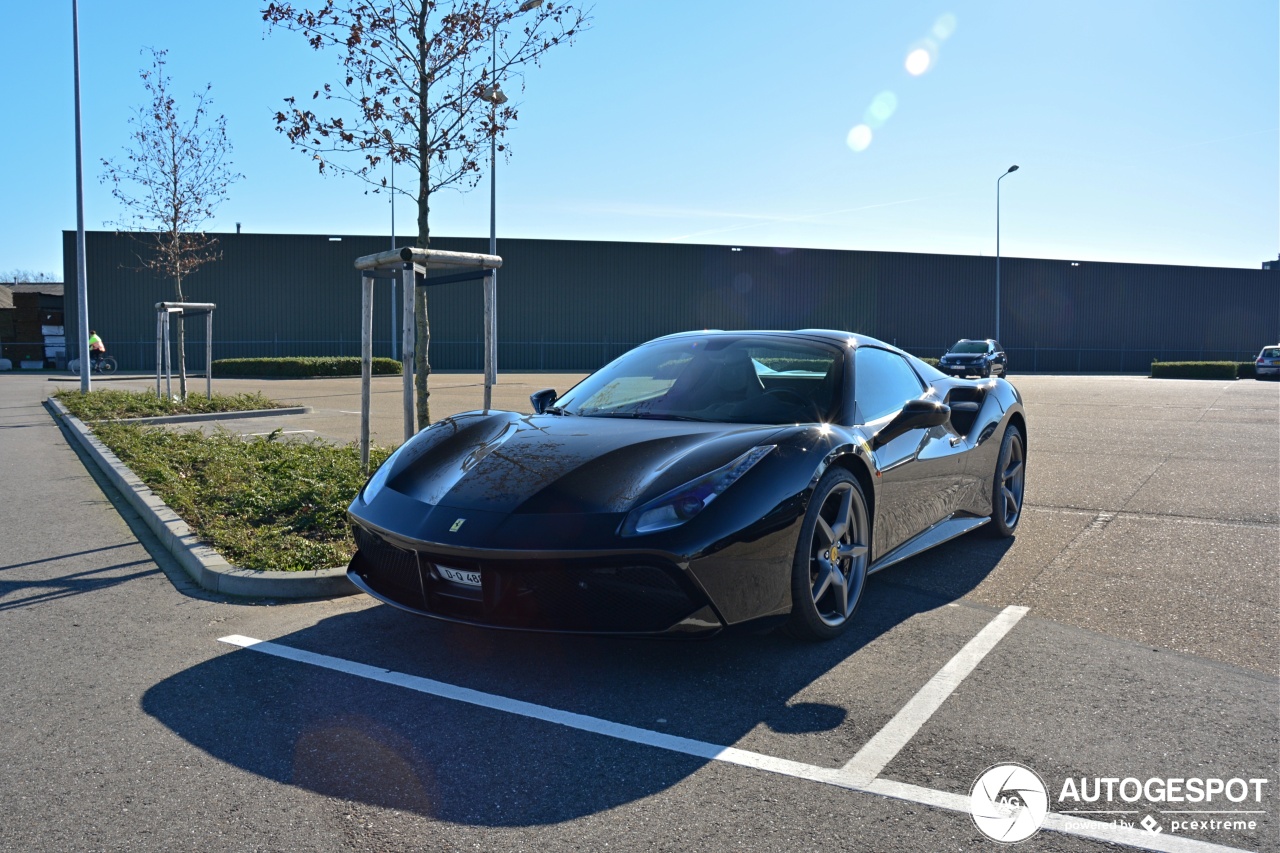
[987,425,1026,537]
[786,468,871,641]
[100,357,117,375]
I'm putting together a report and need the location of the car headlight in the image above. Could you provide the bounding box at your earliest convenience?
[361,443,409,504]
[620,445,775,537]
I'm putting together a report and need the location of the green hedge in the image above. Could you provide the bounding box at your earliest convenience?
[918,357,941,367]
[212,357,402,377]
[1237,361,1257,379]
[1150,361,1240,380]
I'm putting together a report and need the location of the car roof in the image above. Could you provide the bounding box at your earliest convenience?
[652,328,890,349]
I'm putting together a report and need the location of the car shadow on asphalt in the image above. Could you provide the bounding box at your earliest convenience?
[141,534,1013,826]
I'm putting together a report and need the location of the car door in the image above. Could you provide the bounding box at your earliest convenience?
[854,347,964,560]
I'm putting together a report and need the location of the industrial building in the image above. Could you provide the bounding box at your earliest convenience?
[51,230,1278,374]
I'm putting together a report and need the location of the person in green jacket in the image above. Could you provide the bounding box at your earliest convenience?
[87,330,106,371]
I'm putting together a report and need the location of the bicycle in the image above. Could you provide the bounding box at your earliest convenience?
[71,355,118,375]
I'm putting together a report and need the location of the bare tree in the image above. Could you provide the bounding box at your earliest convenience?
[101,48,240,399]
[0,270,60,283]
[263,0,588,426]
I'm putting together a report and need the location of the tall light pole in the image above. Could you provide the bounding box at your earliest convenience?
[72,0,90,392]
[389,4,398,364]
[995,164,1019,342]
[481,0,542,410]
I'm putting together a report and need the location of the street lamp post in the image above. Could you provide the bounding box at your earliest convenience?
[996,164,1019,342]
[72,0,90,392]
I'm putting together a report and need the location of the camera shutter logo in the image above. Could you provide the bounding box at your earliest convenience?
[970,763,1050,843]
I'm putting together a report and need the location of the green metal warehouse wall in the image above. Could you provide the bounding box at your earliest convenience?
[63,230,1277,372]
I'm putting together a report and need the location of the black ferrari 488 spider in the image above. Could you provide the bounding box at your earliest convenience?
[347,330,1027,640]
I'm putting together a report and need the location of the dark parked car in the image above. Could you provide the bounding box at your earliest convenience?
[347,330,1027,640]
[1255,346,1280,380]
[939,339,1007,378]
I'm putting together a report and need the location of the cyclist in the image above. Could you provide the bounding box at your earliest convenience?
[87,330,107,371]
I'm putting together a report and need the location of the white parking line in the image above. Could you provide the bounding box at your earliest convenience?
[841,605,1029,783]
[217,631,1247,853]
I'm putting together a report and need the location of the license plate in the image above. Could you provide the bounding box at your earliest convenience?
[438,566,481,587]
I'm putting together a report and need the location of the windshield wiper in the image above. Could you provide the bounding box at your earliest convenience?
[581,412,707,422]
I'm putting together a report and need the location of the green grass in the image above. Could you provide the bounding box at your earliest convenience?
[93,422,393,572]
[54,388,283,421]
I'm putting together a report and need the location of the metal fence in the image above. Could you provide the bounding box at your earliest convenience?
[48,337,1264,377]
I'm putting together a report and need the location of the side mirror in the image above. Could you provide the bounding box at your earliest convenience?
[530,388,558,414]
[871,399,950,450]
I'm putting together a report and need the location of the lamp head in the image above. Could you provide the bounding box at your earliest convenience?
[1007,165,1020,173]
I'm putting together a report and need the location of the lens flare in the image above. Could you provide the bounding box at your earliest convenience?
[864,91,898,128]
[932,13,958,41]
[846,124,873,152]
[905,47,932,76]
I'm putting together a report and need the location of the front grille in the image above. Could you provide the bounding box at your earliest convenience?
[353,527,424,607]
[351,526,704,633]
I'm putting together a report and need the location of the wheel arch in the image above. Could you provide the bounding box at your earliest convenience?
[823,452,877,533]
[1006,410,1028,452]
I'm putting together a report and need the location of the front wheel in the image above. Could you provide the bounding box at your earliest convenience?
[786,468,871,641]
[987,425,1026,537]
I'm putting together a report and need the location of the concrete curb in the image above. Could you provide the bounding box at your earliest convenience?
[46,397,358,599]
[106,406,311,425]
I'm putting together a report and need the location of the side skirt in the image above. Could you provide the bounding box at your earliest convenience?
[868,515,990,575]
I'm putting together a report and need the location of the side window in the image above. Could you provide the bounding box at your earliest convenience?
[855,347,925,423]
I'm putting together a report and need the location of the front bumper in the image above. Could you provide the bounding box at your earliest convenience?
[347,524,724,636]
[941,362,988,376]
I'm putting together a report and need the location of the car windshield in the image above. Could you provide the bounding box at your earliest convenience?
[1263,348,1280,358]
[949,341,989,354]
[555,336,842,424]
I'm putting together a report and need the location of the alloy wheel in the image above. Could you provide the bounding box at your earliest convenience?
[1000,435,1025,527]
[809,481,870,626]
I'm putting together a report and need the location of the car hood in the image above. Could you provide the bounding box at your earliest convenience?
[382,411,786,515]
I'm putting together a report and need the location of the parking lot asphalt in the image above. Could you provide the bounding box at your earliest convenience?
[4,371,1278,852]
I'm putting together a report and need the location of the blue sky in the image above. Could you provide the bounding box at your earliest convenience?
[1,1,1276,277]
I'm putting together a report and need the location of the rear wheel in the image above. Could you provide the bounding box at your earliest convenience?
[786,468,870,641]
[987,425,1025,537]
[99,356,117,375]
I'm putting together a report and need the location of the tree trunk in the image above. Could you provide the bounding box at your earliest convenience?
[414,151,431,429]
[175,274,188,400]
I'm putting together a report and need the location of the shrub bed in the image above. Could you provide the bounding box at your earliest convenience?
[1149,361,1239,380]
[93,422,392,572]
[1236,361,1258,379]
[212,356,402,377]
[55,388,282,421]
